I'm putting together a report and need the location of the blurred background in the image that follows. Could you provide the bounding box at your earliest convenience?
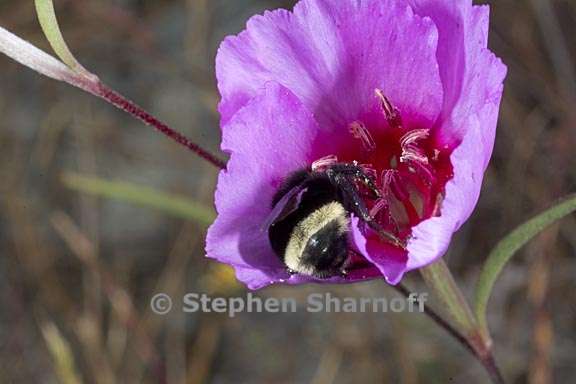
[1,0,575,383]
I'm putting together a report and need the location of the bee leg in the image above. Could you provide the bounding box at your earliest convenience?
[367,219,406,250]
[327,171,405,249]
[328,163,381,198]
[326,171,372,221]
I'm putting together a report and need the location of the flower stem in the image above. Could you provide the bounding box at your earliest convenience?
[416,259,505,384]
[394,283,475,356]
[395,282,505,384]
[420,259,479,336]
[90,81,226,170]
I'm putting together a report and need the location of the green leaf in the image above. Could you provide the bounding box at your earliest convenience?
[62,173,216,226]
[34,0,93,78]
[475,193,576,337]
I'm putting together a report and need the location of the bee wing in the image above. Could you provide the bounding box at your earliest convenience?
[260,185,308,231]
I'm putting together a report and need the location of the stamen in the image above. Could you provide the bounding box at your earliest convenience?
[373,170,400,231]
[369,197,388,218]
[400,128,429,147]
[334,98,450,257]
[349,121,376,152]
[400,146,429,164]
[311,154,338,171]
[381,169,396,192]
[375,89,402,129]
[384,170,409,202]
[400,129,430,166]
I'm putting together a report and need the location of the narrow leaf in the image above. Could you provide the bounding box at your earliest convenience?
[62,173,215,226]
[0,25,97,93]
[41,322,82,384]
[475,193,576,336]
[34,0,90,76]
[0,26,72,81]
[2,4,223,168]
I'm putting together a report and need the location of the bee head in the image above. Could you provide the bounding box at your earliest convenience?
[300,219,349,277]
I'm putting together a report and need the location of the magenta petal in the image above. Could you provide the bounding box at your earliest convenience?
[207,81,388,289]
[407,118,481,270]
[349,216,407,284]
[233,266,289,290]
[216,0,443,128]
[404,2,506,271]
[210,0,507,288]
[206,82,315,284]
[206,82,341,288]
[408,0,507,155]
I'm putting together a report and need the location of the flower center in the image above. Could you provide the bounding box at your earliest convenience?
[321,89,454,241]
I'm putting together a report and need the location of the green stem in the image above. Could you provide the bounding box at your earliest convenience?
[420,260,479,336]
[420,259,504,384]
[33,0,226,169]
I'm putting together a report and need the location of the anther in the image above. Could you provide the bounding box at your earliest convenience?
[349,121,376,151]
[375,89,403,129]
[312,154,339,171]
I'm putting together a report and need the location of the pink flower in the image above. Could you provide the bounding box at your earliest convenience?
[206,0,507,289]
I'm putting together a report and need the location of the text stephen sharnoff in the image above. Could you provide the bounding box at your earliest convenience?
[180,292,428,317]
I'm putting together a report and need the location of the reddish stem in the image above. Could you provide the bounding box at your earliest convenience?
[92,81,226,169]
[394,284,505,384]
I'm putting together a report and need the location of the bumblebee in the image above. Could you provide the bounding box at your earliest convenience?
[267,162,403,278]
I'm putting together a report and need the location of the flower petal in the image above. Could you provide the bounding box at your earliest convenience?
[216,0,443,129]
[408,0,507,159]
[212,0,507,286]
[404,2,507,271]
[407,97,504,270]
[206,82,341,288]
[349,216,407,284]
